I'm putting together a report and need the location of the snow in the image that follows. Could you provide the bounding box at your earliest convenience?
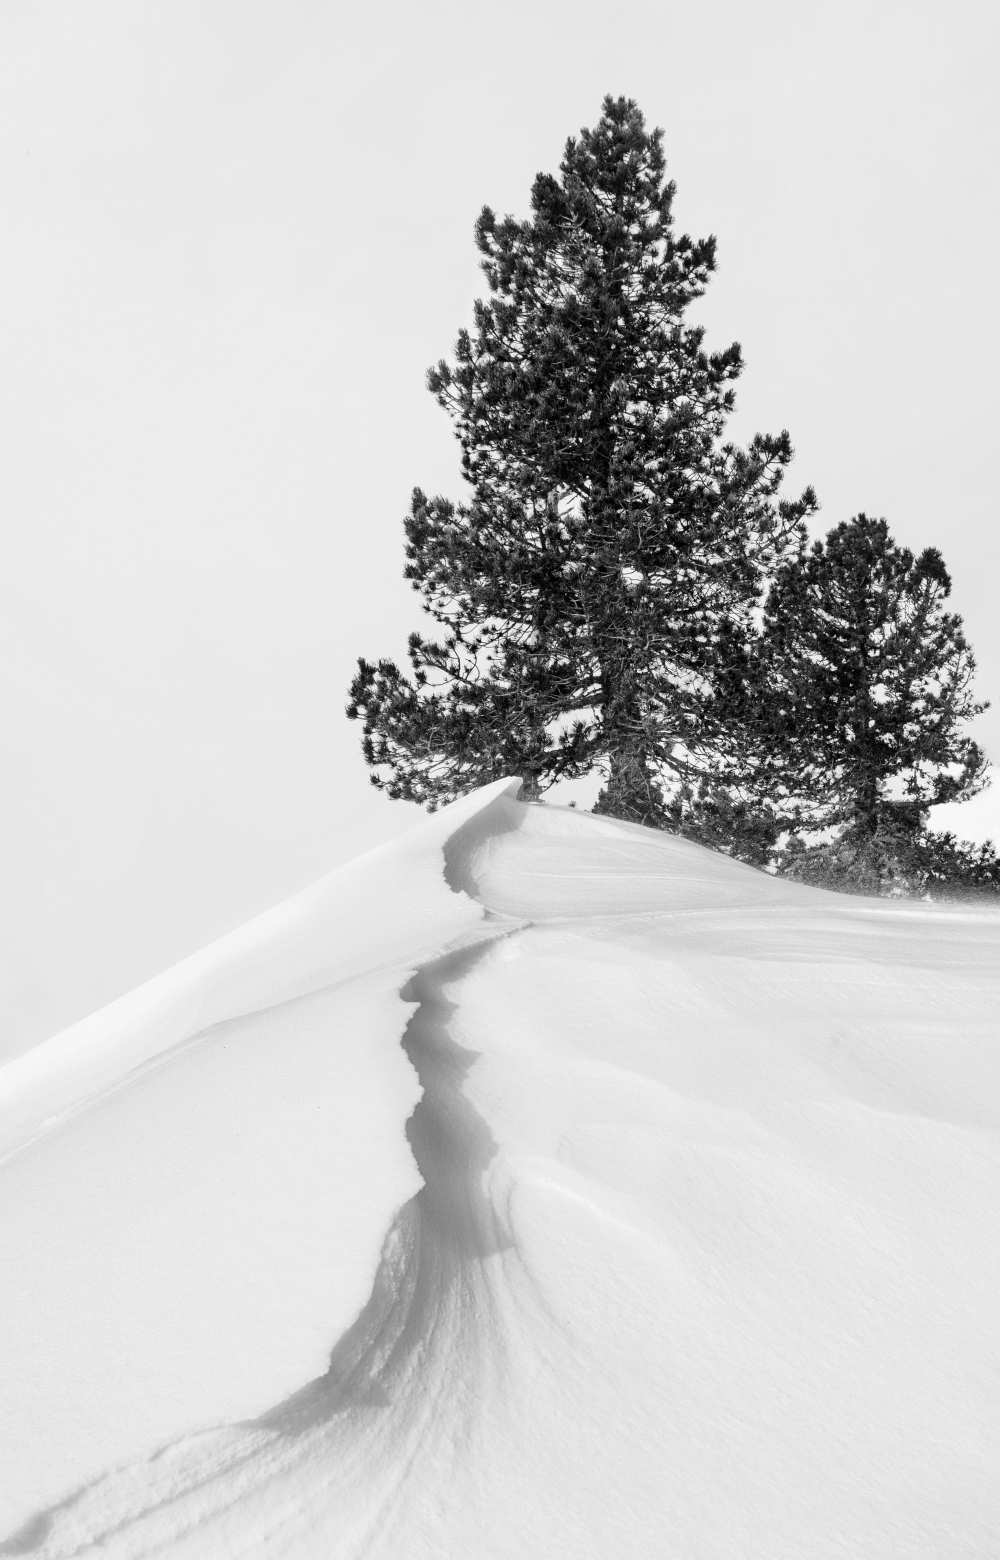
[2,780,1000,1557]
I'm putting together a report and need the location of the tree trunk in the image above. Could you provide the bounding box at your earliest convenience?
[593,672,664,825]
[520,769,542,802]
[852,764,881,838]
[594,739,663,825]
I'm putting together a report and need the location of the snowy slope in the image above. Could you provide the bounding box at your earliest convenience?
[2,782,999,1559]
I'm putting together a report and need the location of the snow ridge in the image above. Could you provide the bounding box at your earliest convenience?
[1,782,532,1557]
[0,947,529,1559]
[4,781,1000,1559]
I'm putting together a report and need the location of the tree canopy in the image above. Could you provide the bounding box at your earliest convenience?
[760,514,988,840]
[348,95,815,821]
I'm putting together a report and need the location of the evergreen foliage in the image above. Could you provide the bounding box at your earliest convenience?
[778,822,1000,900]
[664,779,781,868]
[914,831,1000,899]
[778,816,925,897]
[759,515,988,844]
[347,96,815,819]
[673,513,995,896]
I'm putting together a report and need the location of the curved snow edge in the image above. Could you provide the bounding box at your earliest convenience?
[0,778,525,1164]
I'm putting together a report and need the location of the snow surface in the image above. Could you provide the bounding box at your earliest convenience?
[2,779,1000,1558]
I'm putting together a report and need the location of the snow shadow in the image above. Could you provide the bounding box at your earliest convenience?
[259,933,515,1434]
[0,930,516,1555]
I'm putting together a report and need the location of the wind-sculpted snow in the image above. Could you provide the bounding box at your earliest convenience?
[0,938,528,1559]
[0,779,521,1538]
[0,777,521,1166]
[3,784,1000,1558]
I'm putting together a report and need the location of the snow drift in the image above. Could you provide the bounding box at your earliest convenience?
[2,780,999,1558]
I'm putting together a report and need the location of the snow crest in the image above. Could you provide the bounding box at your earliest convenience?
[4,782,1000,1559]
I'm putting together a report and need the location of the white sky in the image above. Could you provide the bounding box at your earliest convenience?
[2,0,998,1058]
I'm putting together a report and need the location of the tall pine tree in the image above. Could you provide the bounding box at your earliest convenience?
[348,96,815,821]
[761,514,988,858]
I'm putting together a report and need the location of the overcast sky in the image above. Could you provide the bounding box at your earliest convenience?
[2,0,998,1058]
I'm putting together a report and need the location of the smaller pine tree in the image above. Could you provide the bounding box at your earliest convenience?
[756,514,989,891]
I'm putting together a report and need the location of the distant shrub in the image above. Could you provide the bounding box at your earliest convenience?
[777,817,1000,900]
[912,831,1000,901]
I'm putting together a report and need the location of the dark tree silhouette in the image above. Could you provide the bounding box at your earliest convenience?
[348,96,815,820]
[760,514,989,884]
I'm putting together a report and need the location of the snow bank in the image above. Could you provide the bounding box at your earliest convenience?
[0,777,521,1163]
[3,781,1000,1559]
[0,778,522,1537]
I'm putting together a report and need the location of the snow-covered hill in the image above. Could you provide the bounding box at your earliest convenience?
[2,780,999,1559]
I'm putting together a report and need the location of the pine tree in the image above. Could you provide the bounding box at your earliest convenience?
[760,514,989,879]
[348,96,815,820]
